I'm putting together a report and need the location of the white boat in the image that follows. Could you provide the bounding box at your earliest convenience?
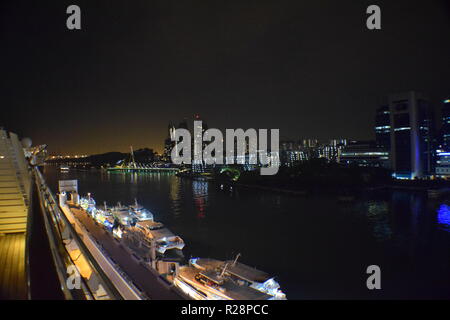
[79,193,96,215]
[135,220,185,254]
[174,263,274,300]
[189,255,287,300]
[129,199,154,221]
[111,202,133,226]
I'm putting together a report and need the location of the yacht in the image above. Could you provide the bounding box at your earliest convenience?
[79,193,96,215]
[189,255,287,300]
[174,263,274,300]
[135,220,185,254]
[111,202,133,226]
[129,199,154,221]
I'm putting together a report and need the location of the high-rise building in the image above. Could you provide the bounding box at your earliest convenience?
[280,141,305,167]
[318,139,347,162]
[442,98,450,151]
[388,91,433,179]
[339,140,390,168]
[162,119,189,163]
[435,151,450,178]
[375,105,391,149]
[162,123,176,162]
[435,99,450,178]
[192,115,208,173]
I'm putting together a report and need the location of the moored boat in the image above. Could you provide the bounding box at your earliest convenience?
[174,263,275,300]
[129,199,154,221]
[189,255,286,300]
[135,220,185,254]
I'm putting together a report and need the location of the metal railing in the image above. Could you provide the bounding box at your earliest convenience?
[33,167,123,300]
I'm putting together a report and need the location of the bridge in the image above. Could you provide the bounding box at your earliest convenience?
[0,129,185,300]
[106,146,179,173]
[106,166,179,173]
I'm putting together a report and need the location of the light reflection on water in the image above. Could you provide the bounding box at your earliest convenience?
[437,204,450,232]
[365,201,393,242]
[192,180,208,219]
[45,167,450,299]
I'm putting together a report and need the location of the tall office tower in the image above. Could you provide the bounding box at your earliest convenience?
[163,123,176,162]
[442,98,450,150]
[375,105,391,149]
[163,119,190,163]
[388,91,433,179]
[192,115,208,173]
[436,98,450,178]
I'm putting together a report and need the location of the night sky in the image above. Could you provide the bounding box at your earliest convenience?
[1,0,450,154]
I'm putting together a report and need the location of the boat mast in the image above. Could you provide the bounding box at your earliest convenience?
[232,253,241,266]
[220,262,229,278]
[130,146,136,168]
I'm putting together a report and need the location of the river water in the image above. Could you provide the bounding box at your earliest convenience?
[43,166,450,299]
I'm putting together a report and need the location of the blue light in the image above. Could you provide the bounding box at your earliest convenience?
[437,204,450,232]
[393,173,412,180]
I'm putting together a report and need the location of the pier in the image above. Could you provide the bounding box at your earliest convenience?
[106,166,179,173]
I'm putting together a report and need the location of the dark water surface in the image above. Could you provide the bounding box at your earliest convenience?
[43,167,450,299]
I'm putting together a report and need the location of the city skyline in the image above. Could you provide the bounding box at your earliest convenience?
[45,95,450,156]
[2,0,450,303]
[2,1,450,154]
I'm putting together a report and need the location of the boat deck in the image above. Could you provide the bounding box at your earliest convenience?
[225,261,271,283]
[0,233,27,299]
[137,221,176,240]
[179,267,271,300]
[193,258,224,270]
[70,207,183,299]
[194,258,271,283]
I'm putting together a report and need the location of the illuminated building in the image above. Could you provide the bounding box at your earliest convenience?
[318,139,347,162]
[163,123,176,162]
[375,105,391,149]
[388,91,433,179]
[192,115,208,173]
[279,140,307,167]
[435,151,450,178]
[339,140,390,167]
[434,99,450,178]
[279,139,346,166]
[442,98,450,150]
[302,139,318,148]
[163,119,189,163]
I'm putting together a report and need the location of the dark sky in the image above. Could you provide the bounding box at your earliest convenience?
[1,0,450,154]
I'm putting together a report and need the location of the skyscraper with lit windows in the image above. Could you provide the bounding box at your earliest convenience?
[442,98,450,150]
[388,91,433,179]
[435,98,450,178]
[375,105,391,149]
